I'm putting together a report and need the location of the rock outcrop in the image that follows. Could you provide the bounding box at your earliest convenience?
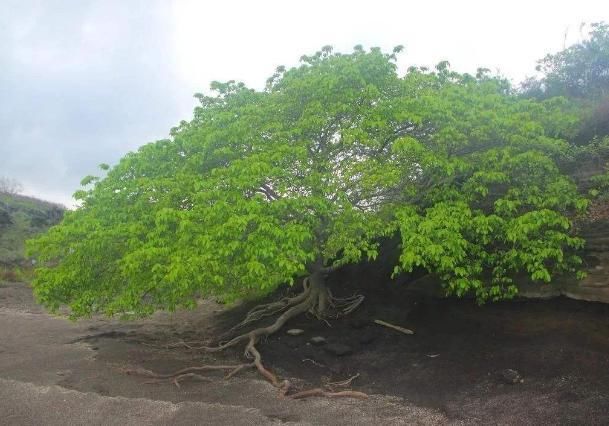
[519,219,609,304]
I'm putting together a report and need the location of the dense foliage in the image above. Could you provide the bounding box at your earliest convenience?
[523,23,609,100]
[28,46,589,318]
[522,23,609,142]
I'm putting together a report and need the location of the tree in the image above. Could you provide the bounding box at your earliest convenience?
[521,22,609,141]
[522,22,609,100]
[27,47,587,392]
[0,177,23,195]
[0,207,11,227]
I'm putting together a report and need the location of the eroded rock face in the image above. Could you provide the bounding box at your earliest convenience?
[394,219,609,304]
[519,219,609,304]
[332,218,609,304]
[567,221,609,303]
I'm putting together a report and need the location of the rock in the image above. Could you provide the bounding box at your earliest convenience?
[310,336,326,345]
[358,330,377,345]
[324,343,353,356]
[517,222,609,304]
[286,328,304,336]
[500,369,523,384]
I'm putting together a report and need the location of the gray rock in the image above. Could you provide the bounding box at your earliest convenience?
[286,328,304,336]
[324,343,353,356]
[310,336,326,345]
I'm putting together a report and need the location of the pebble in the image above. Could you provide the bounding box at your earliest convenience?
[310,336,327,345]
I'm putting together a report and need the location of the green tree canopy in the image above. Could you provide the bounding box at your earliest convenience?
[28,47,586,319]
[523,22,609,100]
[522,22,609,142]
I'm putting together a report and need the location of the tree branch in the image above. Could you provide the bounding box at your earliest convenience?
[256,183,281,201]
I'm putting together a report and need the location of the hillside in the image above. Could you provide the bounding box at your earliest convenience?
[0,193,64,268]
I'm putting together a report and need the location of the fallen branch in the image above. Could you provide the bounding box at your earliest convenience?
[374,319,414,335]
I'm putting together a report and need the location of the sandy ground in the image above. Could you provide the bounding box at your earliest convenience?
[0,282,447,425]
[2,280,609,425]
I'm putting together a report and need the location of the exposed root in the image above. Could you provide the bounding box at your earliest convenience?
[223,278,364,339]
[328,290,365,316]
[145,373,213,388]
[193,276,330,354]
[225,363,252,379]
[319,318,332,328]
[223,278,313,338]
[125,364,250,380]
[245,335,282,388]
[126,274,368,400]
[165,340,213,350]
[124,364,256,387]
[325,373,360,389]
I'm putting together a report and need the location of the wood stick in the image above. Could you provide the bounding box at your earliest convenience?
[374,319,414,335]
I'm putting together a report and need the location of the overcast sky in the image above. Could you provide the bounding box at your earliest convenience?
[2,0,609,206]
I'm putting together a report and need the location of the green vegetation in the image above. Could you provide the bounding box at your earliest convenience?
[0,193,63,281]
[522,23,609,143]
[25,26,609,393]
[523,23,609,100]
[29,45,591,321]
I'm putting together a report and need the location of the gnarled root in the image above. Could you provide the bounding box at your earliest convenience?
[226,278,313,333]
[124,364,255,388]
[127,274,366,400]
[327,289,364,316]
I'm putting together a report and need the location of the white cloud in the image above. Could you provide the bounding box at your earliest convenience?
[2,0,608,205]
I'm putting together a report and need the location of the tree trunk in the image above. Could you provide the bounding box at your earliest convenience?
[308,269,329,318]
